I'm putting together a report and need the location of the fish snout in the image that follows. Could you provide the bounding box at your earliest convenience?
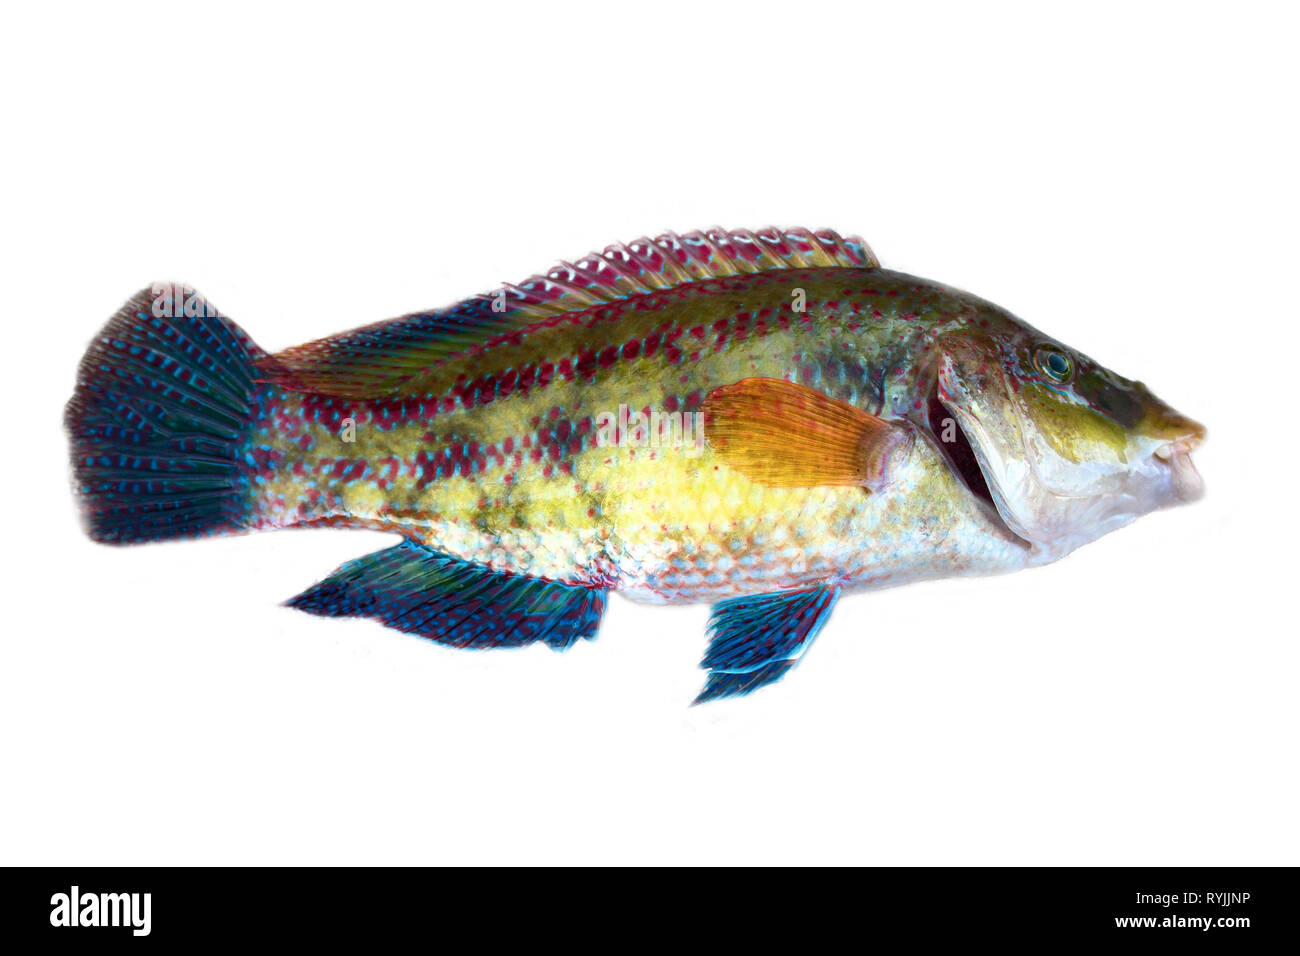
[1152,418,1206,461]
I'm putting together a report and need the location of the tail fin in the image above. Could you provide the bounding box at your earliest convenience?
[65,284,268,544]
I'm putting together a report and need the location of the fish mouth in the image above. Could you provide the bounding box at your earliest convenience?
[1152,427,1206,502]
[1154,438,1200,461]
[926,385,1030,546]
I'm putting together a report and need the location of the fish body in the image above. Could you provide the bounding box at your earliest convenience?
[256,266,1030,603]
[66,228,1205,701]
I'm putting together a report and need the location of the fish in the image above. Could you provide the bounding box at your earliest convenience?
[65,227,1206,702]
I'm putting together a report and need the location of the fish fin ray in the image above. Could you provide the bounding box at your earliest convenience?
[695,584,840,704]
[286,540,606,651]
[64,285,270,544]
[258,228,877,398]
[703,377,911,489]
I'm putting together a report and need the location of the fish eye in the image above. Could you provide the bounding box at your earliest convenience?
[1034,347,1073,384]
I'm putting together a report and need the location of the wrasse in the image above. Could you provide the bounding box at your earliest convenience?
[66,228,1206,702]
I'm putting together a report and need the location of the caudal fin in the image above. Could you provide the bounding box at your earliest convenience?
[65,285,269,544]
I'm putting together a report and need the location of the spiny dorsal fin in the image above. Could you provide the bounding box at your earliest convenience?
[261,228,878,398]
[529,227,877,312]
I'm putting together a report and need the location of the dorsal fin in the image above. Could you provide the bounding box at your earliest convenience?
[261,227,878,398]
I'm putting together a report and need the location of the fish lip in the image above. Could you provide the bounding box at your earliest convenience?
[1153,433,1205,461]
[1150,425,1206,501]
[1153,446,1206,502]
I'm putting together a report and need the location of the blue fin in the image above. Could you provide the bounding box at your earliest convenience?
[65,285,271,544]
[287,540,606,651]
[695,584,841,704]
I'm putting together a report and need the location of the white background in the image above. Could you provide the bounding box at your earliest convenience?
[2,1,1296,865]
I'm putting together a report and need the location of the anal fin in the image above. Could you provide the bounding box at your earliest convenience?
[288,541,606,651]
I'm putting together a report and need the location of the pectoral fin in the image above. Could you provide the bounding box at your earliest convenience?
[702,378,910,490]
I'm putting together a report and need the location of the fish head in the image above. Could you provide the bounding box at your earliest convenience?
[932,313,1205,552]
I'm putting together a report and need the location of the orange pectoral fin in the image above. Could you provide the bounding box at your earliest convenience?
[702,378,910,490]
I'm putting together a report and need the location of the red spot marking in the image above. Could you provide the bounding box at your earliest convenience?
[413,450,432,488]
